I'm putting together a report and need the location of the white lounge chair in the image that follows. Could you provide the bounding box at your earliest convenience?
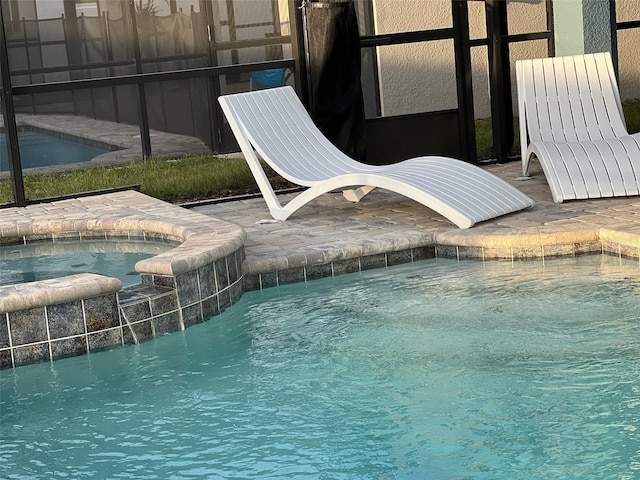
[516,52,640,203]
[218,86,534,229]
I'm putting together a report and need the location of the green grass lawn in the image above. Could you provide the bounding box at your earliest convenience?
[623,99,640,133]
[0,155,263,205]
[2,99,640,205]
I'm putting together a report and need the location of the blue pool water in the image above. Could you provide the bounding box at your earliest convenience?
[0,240,171,287]
[2,255,640,479]
[0,131,110,171]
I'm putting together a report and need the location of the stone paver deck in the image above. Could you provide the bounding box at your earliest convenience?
[5,111,640,271]
[190,160,640,277]
[4,159,640,289]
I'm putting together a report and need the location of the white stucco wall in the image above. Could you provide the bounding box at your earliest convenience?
[615,0,640,101]
[371,0,636,120]
[371,0,456,116]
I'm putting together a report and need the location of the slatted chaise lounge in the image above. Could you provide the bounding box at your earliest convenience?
[218,86,534,229]
[516,52,640,203]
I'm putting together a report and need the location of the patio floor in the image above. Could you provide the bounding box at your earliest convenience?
[3,157,640,291]
[189,159,640,284]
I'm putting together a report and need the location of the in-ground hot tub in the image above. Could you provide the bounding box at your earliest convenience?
[0,238,173,287]
[0,190,246,369]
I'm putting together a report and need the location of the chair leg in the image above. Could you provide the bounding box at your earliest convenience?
[522,152,534,177]
[342,186,376,202]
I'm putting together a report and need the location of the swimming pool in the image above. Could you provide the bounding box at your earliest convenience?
[0,239,172,288]
[2,254,639,479]
[0,130,112,171]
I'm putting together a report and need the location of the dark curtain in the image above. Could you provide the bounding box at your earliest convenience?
[306,0,367,161]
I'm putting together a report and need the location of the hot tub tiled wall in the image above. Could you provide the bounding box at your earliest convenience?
[0,248,244,369]
[0,191,246,369]
[118,249,244,343]
[0,274,124,368]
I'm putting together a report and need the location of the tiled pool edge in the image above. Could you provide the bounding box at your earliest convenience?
[2,230,636,369]
[0,248,245,369]
[240,228,640,291]
[4,191,640,369]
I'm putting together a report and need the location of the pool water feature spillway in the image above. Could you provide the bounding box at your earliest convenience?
[0,191,246,368]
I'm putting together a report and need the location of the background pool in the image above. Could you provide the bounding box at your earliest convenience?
[0,130,111,171]
[2,254,640,479]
